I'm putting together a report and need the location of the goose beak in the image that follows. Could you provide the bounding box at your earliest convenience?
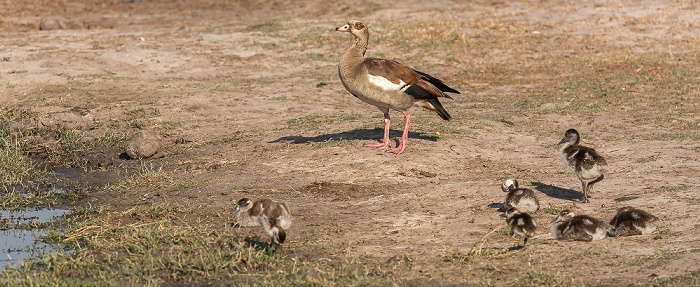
[550,217,559,224]
[557,138,567,145]
[336,24,351,32]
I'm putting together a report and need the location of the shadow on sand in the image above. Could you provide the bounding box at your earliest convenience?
[532,182,582,201]
[269,128,439,144]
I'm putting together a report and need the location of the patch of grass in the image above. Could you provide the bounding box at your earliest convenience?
[312,138,355,149]
[95,131,127,149]
[680,197,700,205]
[1,203,412,285]
[641,270,700,287]
[621,250,683,268]
[113,162,167,190]
[650,185,689,194]
[640,131,700,141]
[517,266,570,286]
[0,106,37,191]
[636,155,658,163]
[443,247,509,265]
[285,114,363,131]
[244,22,282,34]
[656,228,682,238]
[0,136,34,191]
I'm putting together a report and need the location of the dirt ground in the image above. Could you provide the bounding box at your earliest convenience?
[2,0,699,285]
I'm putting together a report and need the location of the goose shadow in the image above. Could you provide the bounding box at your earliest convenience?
[269,128,439,145]
[532,182,582,201]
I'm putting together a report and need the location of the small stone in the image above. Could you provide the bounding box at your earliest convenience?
[125,130,162,159]
[39,17,67,30]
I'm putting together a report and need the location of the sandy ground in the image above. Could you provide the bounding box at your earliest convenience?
[2,0,699,285]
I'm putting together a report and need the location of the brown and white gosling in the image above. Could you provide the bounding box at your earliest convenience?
[550,209,611,242]
[501,178,540,213]
[557,129,608,203]
[232,198,293,249]
[336,19,460,154]
[505,207,537,248]
[609,206,658,236]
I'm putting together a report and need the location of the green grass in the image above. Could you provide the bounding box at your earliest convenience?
[0,190,58,210]
[621,250,684,269]
[0,106,37,191]
[0,203,412,286]
[650,185,689,194]
[285,114,363,131]
[0,136,34,191]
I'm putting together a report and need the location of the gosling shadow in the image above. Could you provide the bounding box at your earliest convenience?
[488,202,505,212]
[532,182,582,201]
[243,236,278,253]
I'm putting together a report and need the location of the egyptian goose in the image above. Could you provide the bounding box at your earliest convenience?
[505,207,537,248]
[550,209,611,241]
[608,206,658,236]
[557,129,608,203]
[336,19,460,154]
[501,178,540,213]
[232,198,293,249]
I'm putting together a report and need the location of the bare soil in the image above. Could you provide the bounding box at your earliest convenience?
[2,0,699,285]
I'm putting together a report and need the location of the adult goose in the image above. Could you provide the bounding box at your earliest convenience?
[557,129,608,203]
[336,19,460,154]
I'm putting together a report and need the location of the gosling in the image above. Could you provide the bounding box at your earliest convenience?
[505,207,537,248]
[557,129,608,203]
[232,198,293,249]
[501,178,540,213]
[550,209,610,242]
[609,206,658,236]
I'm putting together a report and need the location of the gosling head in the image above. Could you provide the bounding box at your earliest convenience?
[232,198,253,214]
[557,129,580,145]
[501,178,519,192]
[551,209,576,224]
[505,207,521,219]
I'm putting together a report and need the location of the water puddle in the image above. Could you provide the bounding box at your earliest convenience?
[0,207,68,270]
[1,167,82,270]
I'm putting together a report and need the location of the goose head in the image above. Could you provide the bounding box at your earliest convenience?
[557,129,580,145]
[336,19,369,40]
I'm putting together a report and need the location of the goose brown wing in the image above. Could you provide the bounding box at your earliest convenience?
[364,58,457,99]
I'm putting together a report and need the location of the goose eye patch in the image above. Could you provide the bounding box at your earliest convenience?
[354,22,364,29]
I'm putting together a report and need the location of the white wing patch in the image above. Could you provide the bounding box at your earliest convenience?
[368,74,406,91]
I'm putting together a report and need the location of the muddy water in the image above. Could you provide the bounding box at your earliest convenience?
[1,168,81,270]
[0,207,68,270]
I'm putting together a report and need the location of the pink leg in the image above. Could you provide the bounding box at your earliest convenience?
[364,112,391,150]
[387,111,410,154]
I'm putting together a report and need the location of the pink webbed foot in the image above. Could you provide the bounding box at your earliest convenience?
[386,147,405,155]
[364,141,390,149]
[386,142,406,154]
